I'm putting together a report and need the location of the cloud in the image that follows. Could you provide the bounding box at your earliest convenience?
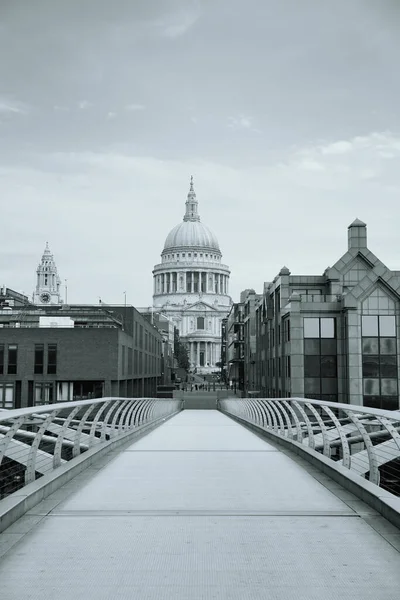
[228,115,255,130]
[78,100,93,110]
[161,9,200,38]
[125,103,145,111]
[0,97,29,116]
[107,111,117,119]
[321,140,353,155]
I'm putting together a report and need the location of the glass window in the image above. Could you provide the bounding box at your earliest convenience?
[363,396,380,409]
[363,378,380,396]
[304,355,321,377]
[197,317,205,330]
[320,318,335,338]
[362,316,378,336]
[7,345,17,375]
[47,344,57,375]
[321,355,337,378]
[380,355,397,378]
[381,378,398,396]
[321,378,338,394]
[34,344,44,374]
[304,378,320,394]
[304,318,319,338]
[320,339,336,354]
[304,339,320,355]
[381,396,399,410]
[362,338,379,355]
[362,356,380,378]
[0,383,14,408]
[379,316,396,337]
[34,382,54,406]
[380,337,397,355]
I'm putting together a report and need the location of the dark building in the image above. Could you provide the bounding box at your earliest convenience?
[226,302,245,392]
[0,303,163,409]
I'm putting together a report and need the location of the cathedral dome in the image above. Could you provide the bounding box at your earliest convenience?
[162,177,221,255]
[163,220,220,253]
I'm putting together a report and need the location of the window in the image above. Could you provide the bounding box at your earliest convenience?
[34,344,44,374]
[0,344,4,375]
[197,317,205,330]
[7,345,17,375]
[47,344,57,374]
[34,382,54,405]
[0,383,14,408]
[304,317,335,338]
[303,319,337,401]
[362,315,398,408]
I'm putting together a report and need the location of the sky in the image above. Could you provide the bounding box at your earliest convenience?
[1,0,400,305]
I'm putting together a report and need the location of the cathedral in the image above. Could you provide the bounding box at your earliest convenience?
[153,178,232,373]
[32,242,63,305]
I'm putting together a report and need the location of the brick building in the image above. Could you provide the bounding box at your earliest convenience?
[0,304,163,408]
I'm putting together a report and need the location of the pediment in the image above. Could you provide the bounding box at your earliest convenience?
[183,301,217,313]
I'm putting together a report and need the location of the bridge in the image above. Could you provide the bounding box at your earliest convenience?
[1,396,400,599]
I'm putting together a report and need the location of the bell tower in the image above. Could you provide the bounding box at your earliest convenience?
[33,242,63,305]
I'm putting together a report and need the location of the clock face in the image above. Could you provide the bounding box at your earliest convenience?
[40,292,51,303]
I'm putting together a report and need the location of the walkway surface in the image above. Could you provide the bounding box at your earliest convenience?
[1,410,400,599]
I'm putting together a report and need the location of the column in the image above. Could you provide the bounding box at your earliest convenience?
[191,272,194,293]
[205,342,208,366]
[197,342,200,367]
[183,271,187,293]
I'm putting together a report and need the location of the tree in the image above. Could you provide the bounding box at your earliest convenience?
[174,327,190,370]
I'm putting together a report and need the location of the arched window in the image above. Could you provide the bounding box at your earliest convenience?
[197,317,205,330]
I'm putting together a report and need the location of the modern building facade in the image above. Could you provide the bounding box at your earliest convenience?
[153,178,232,373]
[251,220,400,409]
[0,303,164,409]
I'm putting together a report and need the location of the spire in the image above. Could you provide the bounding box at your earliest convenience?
[183,176,200,222]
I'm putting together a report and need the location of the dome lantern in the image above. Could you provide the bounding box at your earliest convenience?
[162,177,221,255]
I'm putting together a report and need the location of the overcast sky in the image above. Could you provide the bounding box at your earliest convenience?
[1,0,400,306]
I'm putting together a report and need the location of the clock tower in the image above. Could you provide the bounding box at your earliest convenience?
[33,242,63,305]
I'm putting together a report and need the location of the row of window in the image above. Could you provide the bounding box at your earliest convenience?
[0,344,58,376]
[133,323,161,354]
[164,252,219,261]
[121,346,161,376]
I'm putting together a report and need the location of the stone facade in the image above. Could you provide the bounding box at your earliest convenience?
[33,243,63,305]
[153,178,232,373]
[251,220,400,409]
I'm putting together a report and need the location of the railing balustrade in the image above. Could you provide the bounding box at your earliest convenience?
[0,398,181,500]
[219,398,400,496]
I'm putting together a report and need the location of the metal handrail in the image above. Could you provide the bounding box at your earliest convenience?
[0,397,182,500]
[218,398,400,496]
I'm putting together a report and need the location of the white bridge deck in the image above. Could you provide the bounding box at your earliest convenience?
[1,410,400,599]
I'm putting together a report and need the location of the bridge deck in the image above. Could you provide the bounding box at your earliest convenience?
[1,410,400,599]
